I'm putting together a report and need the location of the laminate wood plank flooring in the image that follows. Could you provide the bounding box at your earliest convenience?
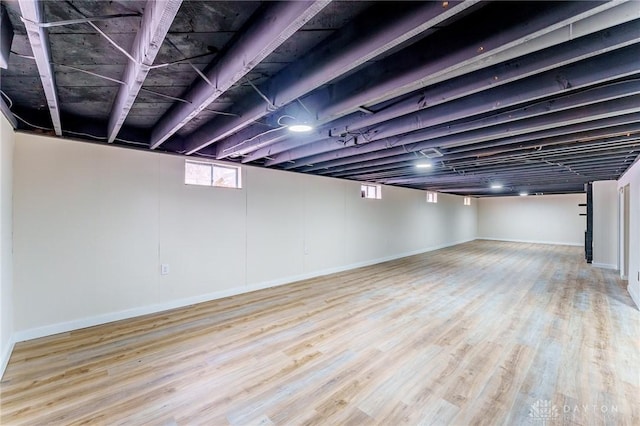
[1,241,638,425]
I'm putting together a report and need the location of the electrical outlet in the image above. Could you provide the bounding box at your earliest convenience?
[161,264,170,275]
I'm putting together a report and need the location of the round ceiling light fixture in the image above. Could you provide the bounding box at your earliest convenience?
[288,123,314,132]
[416,163,432,169]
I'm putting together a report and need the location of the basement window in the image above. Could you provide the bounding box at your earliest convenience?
[185,160,242,189]
[426,191,438,203]
[464,196,471,206]
[361,184,381,199]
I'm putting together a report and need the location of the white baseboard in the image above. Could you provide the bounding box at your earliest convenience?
[477,237,582,247]
[0,335,16,379]
[245,238,475,292]
[628,283,640,311]
[13,239,475,343]
[591,262,618,270]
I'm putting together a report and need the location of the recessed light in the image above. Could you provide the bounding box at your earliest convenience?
[490,184,503,189]
[288,124,313,132]
[416,163,432,169]
[519,191,528,196]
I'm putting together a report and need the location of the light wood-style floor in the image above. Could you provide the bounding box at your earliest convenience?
[1,241,638,425]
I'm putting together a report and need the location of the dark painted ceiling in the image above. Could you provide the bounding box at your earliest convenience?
[1,0,639,196]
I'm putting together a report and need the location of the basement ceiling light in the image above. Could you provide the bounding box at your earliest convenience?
[288,124,313,132]
[519,191,529,196]
[490,184,503,189]
[278,115,314,132]
[416,163,432,169]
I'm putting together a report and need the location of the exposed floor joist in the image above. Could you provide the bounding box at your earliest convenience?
[18,0,61,135]
[209,0,480,159]
[107,0,183,143]
[2,1,638,196]
[150,0,332,150]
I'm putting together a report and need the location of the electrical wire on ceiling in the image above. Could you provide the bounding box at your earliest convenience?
[21,1,219,87]
[1,90,13,109]
[0,90,147,146]
[410,77,640,135]
[13,113,52,131]
[245,77,277,112]
[164,37,213,87]
[12,2,287,145]
[10,48,217,73]
[223,114,319,154]
[222,116,292,154]
[220,92,323,157]
[22,13,141,28]
[8,51,237,116]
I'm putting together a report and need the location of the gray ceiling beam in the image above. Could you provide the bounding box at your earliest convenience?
[378,168,583,186]
[319,1,633,122]
[284,86,640,171]
[214,0,482,160]
[442,185,587,195]
[267,47,640,166]
[298,113,640,172]
[150,0,331,150]
[440,186,589,195]
[322,147,635,181]
[340,162,574,182]
[441,178,590,186]
[356,164,628,183]
[388,171,611,188]
[19,0,61,135]
[329,23,640,136]
[1,4,13,69]
[328,135,640,178]
[107,0,183,143]
[183,0,479,156]
[244,18,640,163]
[354,56,640,144]
[450,155,636,173]
[444,152,640,173]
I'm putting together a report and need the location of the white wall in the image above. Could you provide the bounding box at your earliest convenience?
[12,133,477,339]
[618,159,640,309]
[477,194,586,246]
[592,180,618,269]
[0,112,15,376]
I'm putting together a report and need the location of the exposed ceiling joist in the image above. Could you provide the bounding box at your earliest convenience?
[185,0,479,156]
[245,22,640,165]
[284,85,640,171]
[0,4,13,69]
[319,0,632,122]
[149,0,332,150]
[107,0,183,143]
[18,0,61,135]
[2,1,638,196]
[299,111,640,173]
[326,131,640,178]
[267,46,639,166]
[242,3,640,164]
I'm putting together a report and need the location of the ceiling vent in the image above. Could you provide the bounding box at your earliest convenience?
[419,148,443,159]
